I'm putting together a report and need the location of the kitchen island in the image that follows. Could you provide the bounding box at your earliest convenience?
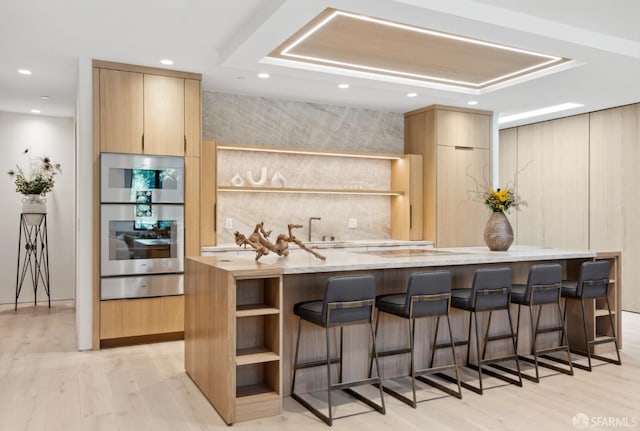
[185,246,621,424]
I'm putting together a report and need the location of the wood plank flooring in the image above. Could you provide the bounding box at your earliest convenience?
[1,301,639,430]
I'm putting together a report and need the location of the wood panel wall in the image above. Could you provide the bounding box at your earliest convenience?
[499,104,640,312]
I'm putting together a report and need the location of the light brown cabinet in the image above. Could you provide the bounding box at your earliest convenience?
[404,105,492,247]
[200,140,217,246]
[185,257,282,424]
[99,68,143,154]
[92,60,202,348]
[499,114,590,249]
[95,61,201,156]
[391,154,423,240]
[436,145,489,246]
[185,79,201,157]
[143,74,185,156]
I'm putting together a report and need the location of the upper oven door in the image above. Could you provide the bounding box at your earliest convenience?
[101,153,184,203]
[101,204,184,277]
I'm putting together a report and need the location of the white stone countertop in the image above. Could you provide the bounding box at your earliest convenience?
[197,245,596,275]
[202,239,434,254]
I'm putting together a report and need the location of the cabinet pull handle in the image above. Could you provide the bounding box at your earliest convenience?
[409,204,413,229]
[214,203,217,233]
[184,135,187,153]
[142,134,145,152]
[454,145,473,150]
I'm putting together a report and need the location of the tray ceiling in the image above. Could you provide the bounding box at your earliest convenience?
[267,8,572,92]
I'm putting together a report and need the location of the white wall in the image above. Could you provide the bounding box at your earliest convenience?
[75,57,93,350]
[0,111,76,304]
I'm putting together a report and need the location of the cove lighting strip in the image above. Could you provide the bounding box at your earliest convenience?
[216,144,402,160]
[498,103,584,124]
[218,187,402,196]
[277,10,565,88]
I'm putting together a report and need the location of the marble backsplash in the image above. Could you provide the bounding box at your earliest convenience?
[202,91,403,244]
[202,91,403,153]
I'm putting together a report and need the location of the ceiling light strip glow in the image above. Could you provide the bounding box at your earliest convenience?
[498,103,584,124]
[282,11,559,60]
[278,9,565,88]
[261,56,480,94]
[217,187,402,196]
[217,144,402,160]
[282,51,563,87]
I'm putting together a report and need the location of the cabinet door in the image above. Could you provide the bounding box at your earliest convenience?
[185,156,201,256]
[185,79,201,157]
[200,141,217,246]
[436,146,489,247]
[391,154,423,240]
[436,110,491,149]
[99,69,144,153]
[516,115,589,249]
[143,74,185,156]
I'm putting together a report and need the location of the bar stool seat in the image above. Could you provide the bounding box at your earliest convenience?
[510,264,573,382]
[291,275,385,426]
[448,267,522,395]
[373,270,462,408]
[560,260,621,372]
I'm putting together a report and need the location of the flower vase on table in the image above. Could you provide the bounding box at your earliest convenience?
[8,148,61,225]
[484,210,514,251]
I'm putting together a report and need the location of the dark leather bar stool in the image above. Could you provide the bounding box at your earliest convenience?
[510,264,573,382]
[561,260,621,371]
[373,270,462,408]
[449,267,522,394]
[291,275,385,426]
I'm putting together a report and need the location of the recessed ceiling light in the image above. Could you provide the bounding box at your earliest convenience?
[160,59,174,65]
[31,109,40,114]
[407,92,418,98]
[18,69,32,75]
[41,96,49,100]
[338,83,350,89]
[498,103,584,124]
[257,72,270,79]
[467,100,478,105]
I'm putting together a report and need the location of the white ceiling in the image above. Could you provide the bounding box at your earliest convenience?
[1,0,639,128]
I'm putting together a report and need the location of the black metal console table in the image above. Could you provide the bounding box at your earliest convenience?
[15,213,50,309]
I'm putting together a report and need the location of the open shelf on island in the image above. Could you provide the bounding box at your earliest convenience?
[236,347,280,366]
[237,304,280,317]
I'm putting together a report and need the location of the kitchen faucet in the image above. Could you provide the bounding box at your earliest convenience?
[308,217,321,242]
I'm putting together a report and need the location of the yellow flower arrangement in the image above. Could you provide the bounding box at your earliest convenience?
[484,187,522,212]
[467,166,527,213]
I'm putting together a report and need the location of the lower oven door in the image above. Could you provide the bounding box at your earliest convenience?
[101,203,184,277]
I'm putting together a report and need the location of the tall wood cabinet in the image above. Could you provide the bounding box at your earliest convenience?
[95,60,200,156]
[499,114,589,249]
[404,105,492,247]
[92,60,202,348]
[499,106,640,312]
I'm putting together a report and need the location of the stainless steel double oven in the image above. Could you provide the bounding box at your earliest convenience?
[100,153,184,300]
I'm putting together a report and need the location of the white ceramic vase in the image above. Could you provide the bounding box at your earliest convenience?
[22,194,47,224]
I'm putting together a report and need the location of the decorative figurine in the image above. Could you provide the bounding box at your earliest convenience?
[234,222,326,261]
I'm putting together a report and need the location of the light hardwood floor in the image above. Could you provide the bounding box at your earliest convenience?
[1,301,639,430]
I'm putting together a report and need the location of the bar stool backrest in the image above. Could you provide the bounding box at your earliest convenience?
[525,264,563,304]
[405,270,452,317]
[577,260,611,299]
[471,267,512,310]
[323,275,376,325]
